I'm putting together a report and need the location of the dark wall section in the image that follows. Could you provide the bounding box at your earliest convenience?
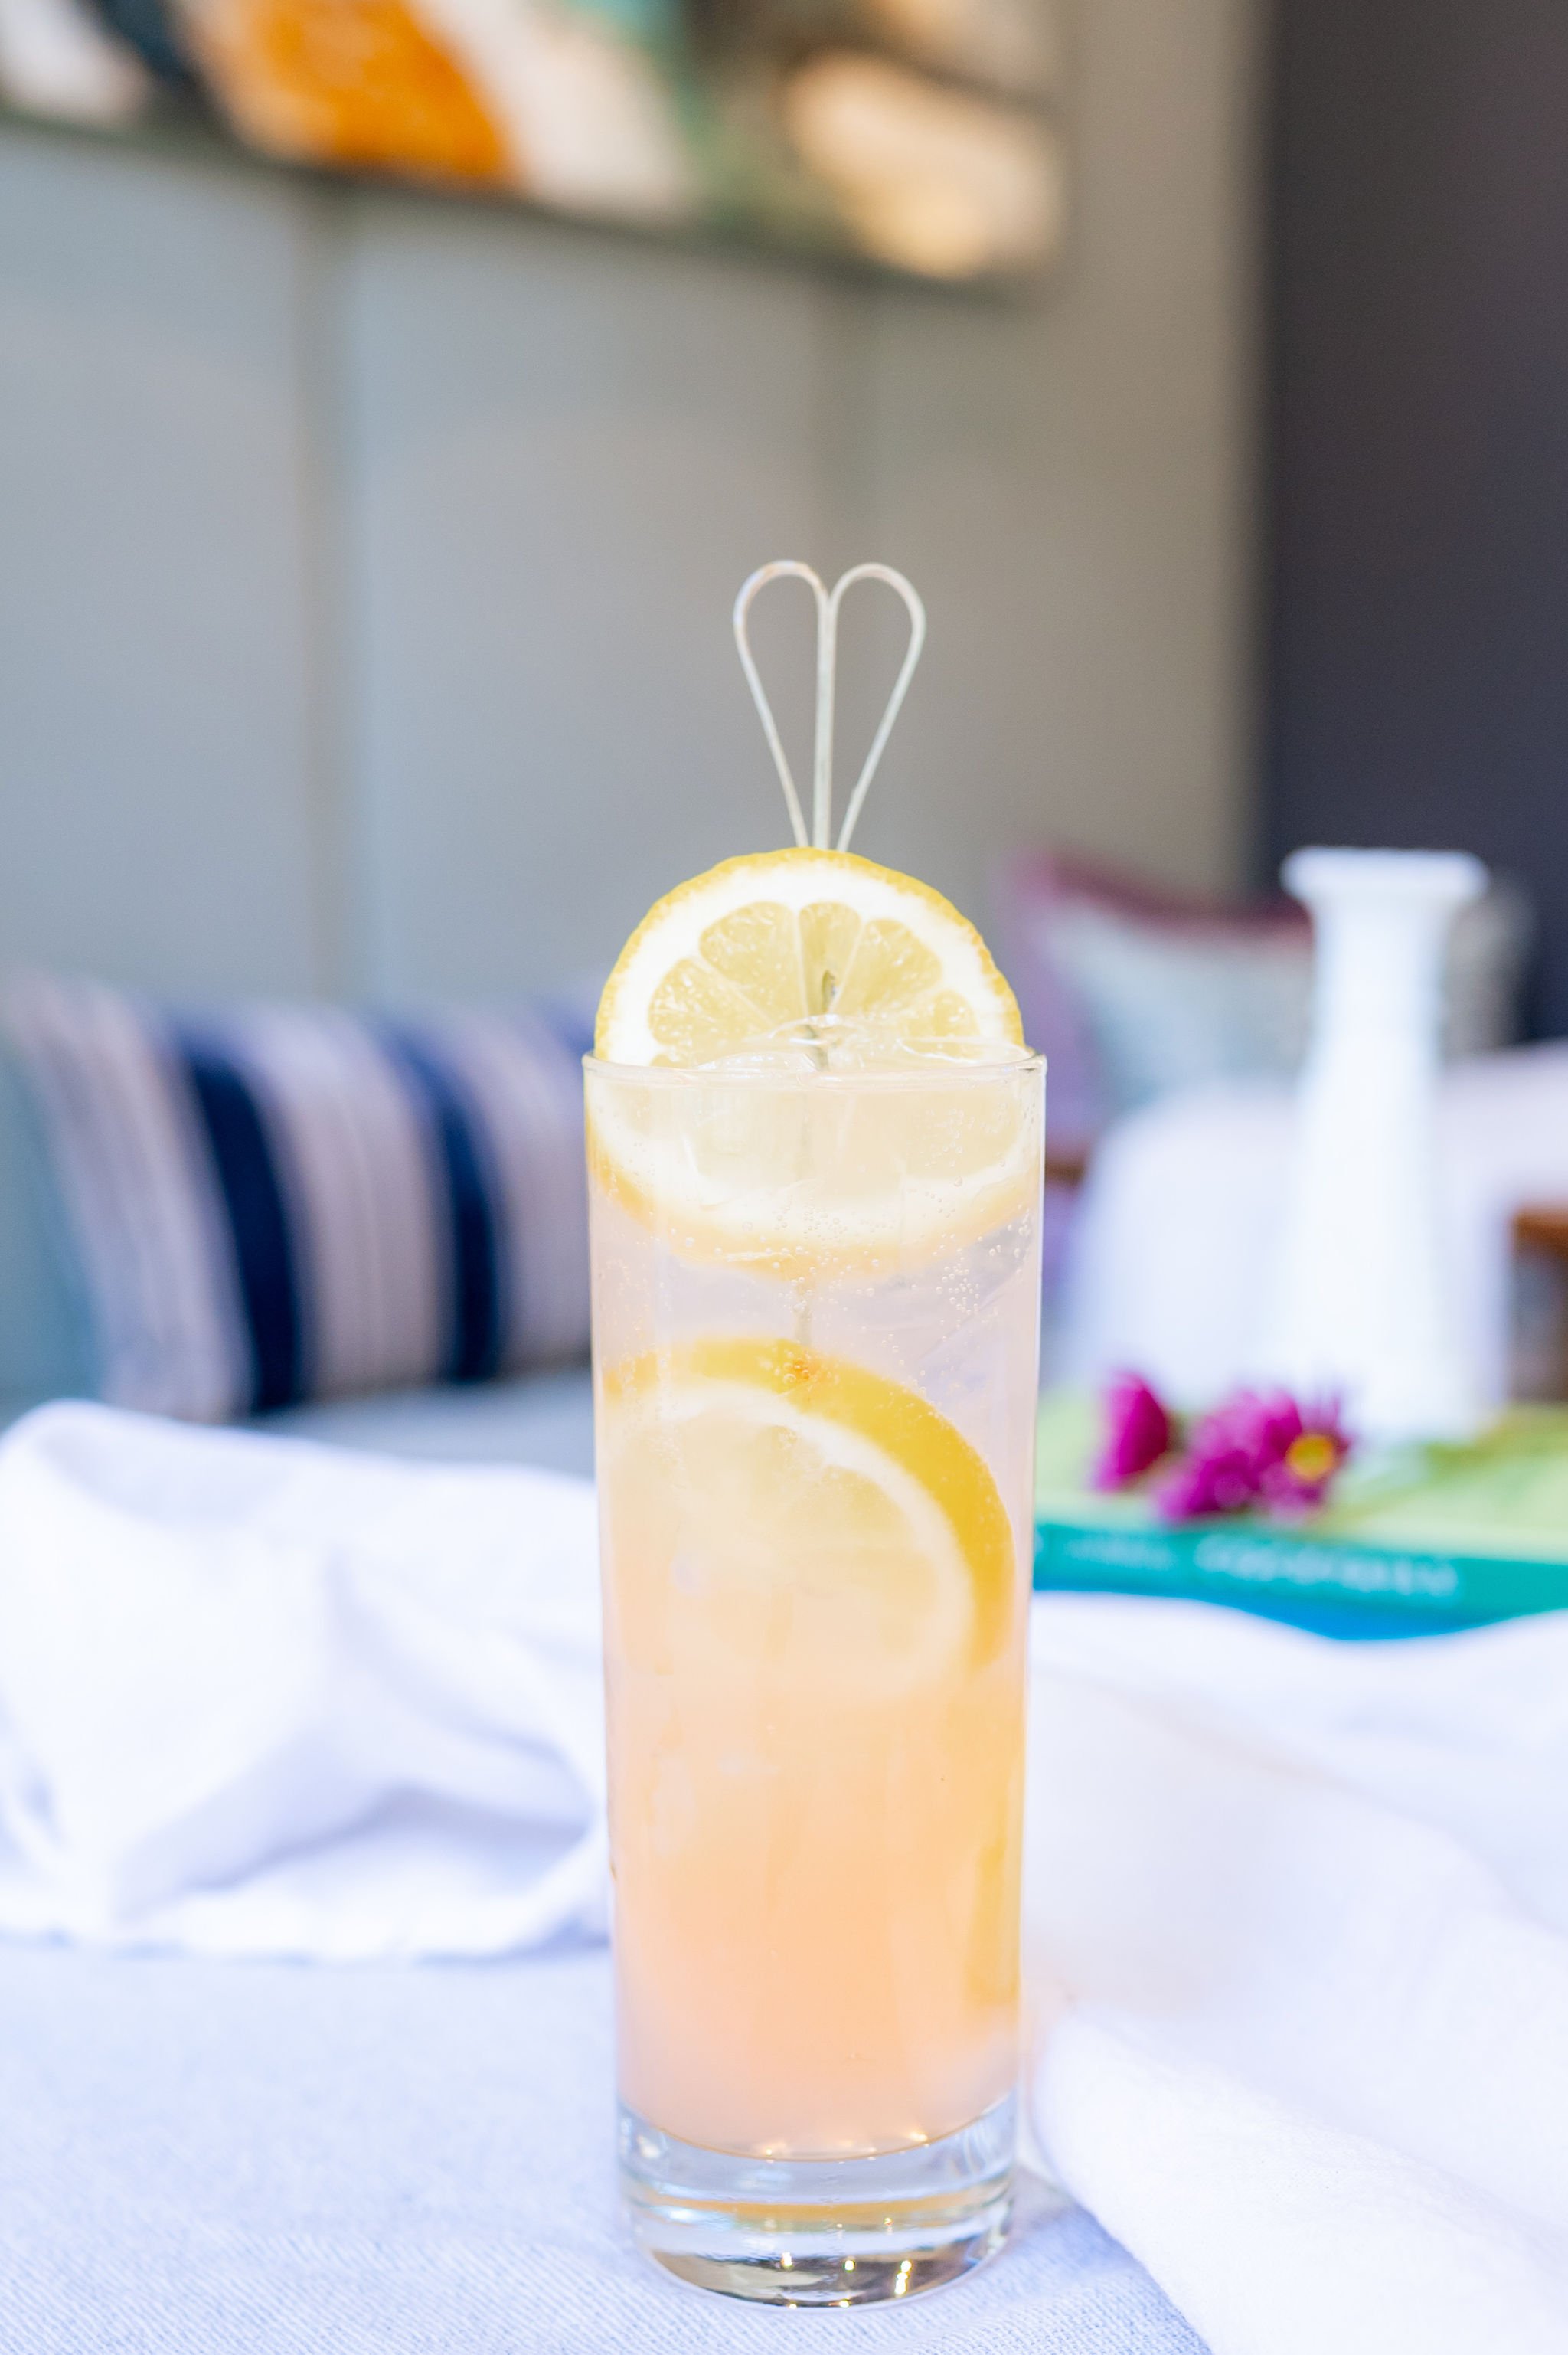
[1266,0,1568,1032]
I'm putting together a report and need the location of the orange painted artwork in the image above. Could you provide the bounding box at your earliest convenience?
[1,0,1070,283]
[186,0,511,185]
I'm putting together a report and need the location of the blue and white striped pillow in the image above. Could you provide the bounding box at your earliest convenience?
[2,976,590,1422]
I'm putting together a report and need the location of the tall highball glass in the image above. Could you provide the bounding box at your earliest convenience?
[586,1048,1044,2306]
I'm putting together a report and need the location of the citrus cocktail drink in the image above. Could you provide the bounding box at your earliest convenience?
[588,842,1043,2305]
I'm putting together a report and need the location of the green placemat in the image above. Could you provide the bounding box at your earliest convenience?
[1035,1391,1568,1635]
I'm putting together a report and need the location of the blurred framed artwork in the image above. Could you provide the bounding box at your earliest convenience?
[0,0,1067,281]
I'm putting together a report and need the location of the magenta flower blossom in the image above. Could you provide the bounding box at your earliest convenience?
[1155,1434,1263,1521]
[1092,1372,1174,1490]
[1259,1399,1351,1516]
[1155,1388,1351,1523]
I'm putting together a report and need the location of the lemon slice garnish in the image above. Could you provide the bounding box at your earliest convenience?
[599,1337,1019,1696]
[594,846,1022,1065]
[590,850,1037,1271]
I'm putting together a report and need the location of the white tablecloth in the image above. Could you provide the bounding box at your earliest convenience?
[0,1938,1200,2354]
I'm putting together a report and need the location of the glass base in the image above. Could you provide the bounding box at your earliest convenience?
[619,2093,1014,2308]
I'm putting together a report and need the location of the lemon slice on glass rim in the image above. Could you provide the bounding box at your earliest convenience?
[594,845,1022,1067]
[588,846,1037,1271]
[599,1337,1018,1695]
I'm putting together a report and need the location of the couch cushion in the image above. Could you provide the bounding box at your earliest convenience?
[2,976,588,1422]
[258,1365,595,1478]
[0,1051,95,1411]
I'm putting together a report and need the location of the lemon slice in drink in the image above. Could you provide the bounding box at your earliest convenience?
[590,849,1037,1269]
[599,1337,1018,1695]
[595,846,1021,1065]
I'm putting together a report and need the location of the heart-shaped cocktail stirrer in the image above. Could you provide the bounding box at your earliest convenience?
[732,562,928,854]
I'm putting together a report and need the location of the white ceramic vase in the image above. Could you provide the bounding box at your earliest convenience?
[1263,846,1487,1444]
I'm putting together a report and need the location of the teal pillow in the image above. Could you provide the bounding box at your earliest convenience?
[0,1049,96,1408]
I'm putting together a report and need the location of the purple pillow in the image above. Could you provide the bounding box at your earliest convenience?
[994,852,1309,1159]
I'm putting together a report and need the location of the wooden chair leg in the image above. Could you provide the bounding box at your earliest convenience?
[1512,1209,1568,1402]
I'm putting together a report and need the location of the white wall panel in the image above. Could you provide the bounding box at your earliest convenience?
[0,130,327,994]
[339,200,842,1001]
[855,0,1260,924]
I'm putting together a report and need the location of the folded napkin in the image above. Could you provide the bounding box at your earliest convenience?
[1,1402,1564,2354]
[0,1403,605,1958]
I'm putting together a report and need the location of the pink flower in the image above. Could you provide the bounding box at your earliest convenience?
[1258,1401,1351,1516]
[1155,1387,1351,1523]
[1155,1437,1262,1521]
[1092,1372,1174,1490]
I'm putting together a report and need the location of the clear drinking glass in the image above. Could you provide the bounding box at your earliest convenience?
[586,1048,1044,2306]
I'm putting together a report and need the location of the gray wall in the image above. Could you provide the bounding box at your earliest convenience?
[0,0,1260,1009]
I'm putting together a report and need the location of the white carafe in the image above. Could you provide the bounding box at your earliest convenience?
[1263,846,1487,1443]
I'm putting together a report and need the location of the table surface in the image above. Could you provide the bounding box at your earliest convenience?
[0,1937,1204,2354]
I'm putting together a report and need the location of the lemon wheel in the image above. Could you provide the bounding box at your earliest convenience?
[588,849,1039,1272]
[594,846,1022,1067]
[599,1336,1019,1694]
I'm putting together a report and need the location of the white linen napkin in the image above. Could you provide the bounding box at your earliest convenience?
[1027,1598,1568,2355]
[0,1402,605,1958]
[1,1402,1564,2353]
